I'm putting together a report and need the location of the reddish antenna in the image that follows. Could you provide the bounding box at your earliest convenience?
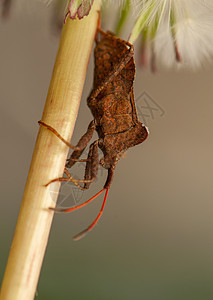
[50,188,109,240]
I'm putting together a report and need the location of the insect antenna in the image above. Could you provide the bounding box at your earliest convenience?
[73,188,109,241]
[49,188,109,240]
[49,188,106,213]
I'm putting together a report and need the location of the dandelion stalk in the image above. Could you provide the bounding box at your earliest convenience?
[0,1,100,299]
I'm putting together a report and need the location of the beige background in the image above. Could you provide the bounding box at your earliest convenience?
[1,3,213,299]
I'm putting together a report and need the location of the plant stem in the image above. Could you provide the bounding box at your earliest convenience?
[0,2,100,299]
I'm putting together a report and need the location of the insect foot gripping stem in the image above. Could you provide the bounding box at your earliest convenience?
[50,188,109,240]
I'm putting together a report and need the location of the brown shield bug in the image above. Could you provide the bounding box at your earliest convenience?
[39,28,148,240]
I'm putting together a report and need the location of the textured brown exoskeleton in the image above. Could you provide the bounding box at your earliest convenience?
[39,29,148,240]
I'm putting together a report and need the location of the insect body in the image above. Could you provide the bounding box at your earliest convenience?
[39,29,148,240]
[87,29,148,183]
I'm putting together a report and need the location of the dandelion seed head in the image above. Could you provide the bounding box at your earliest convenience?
[131,0,213,69]
[13,0,213,69]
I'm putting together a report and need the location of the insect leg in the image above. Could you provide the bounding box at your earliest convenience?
[38,120,95,154]
[40,120,96,187]
[104,167,115,189]
[38,121,77,150]
[83,140,99,189]
[66,120,96,168]
[45,140,99,189]
[45,168,91,190]
[49,145,113,240]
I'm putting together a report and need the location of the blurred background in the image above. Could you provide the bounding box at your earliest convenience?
[1,1,213,299]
